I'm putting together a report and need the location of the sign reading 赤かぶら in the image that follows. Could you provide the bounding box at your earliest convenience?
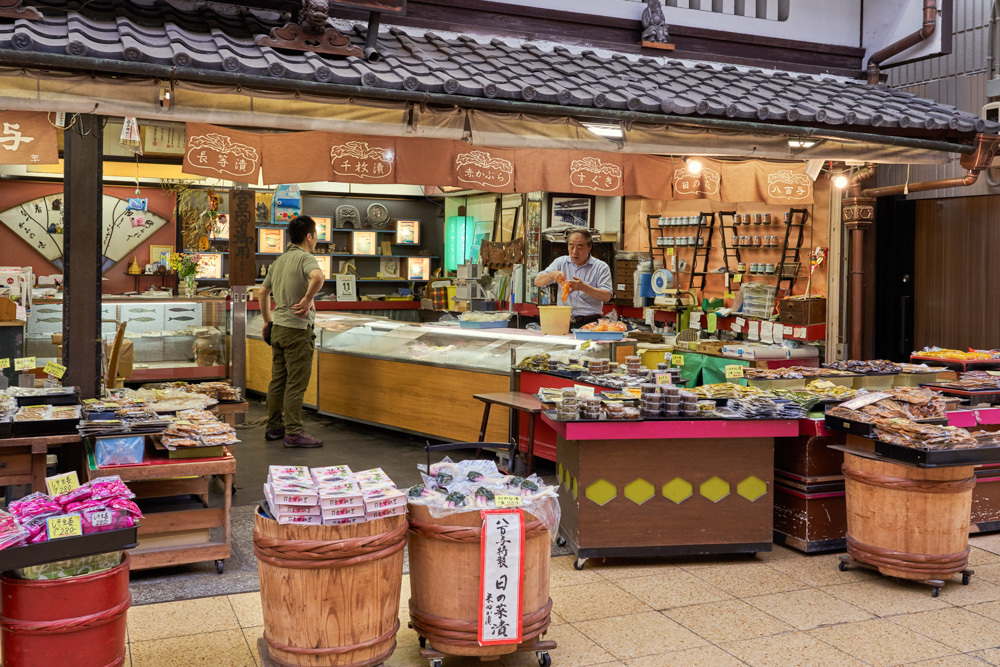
[183,123,261,182]
[455,148,516,193]
[478,509,524,646]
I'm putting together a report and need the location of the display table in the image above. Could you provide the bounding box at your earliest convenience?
[544,414,797,568]
[86,446,234,573]
[212,400,249,427]
[0,434,80,493]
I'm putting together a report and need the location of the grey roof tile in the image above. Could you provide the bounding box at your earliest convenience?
[3,0,995,137]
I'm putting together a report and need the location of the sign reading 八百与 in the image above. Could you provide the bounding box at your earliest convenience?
[478,509,525,646]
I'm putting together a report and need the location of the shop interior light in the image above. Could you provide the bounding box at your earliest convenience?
[582,122,623,139]
[788,139,817,149]
[833,174,850,189]
[686,158,703,174]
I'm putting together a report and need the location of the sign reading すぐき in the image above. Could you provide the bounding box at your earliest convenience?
[569,155,623,194]
[183,123,261,182]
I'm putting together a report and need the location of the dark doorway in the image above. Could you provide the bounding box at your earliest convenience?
[870,196,916,361]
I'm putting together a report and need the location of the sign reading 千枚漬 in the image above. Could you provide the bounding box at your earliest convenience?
[0,112,58,165]
[329,136,396,182]
[478,509,525,646]
[183,123,261,183]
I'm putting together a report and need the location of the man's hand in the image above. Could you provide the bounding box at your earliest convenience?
[567,277,587,294]
[263,322,273,346]
[292,297,314,317]
[548,271,566,285]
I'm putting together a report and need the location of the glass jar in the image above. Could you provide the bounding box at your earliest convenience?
[193,329,222,367]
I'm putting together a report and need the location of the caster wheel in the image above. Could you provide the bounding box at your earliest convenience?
[573,557,587,571]
[556,536,567,547]
[537,651,552,667]
[838,561,849,572]
[963,572,972,585]
[429,659,443,667]
[419,637,426,648]
[931,587,941,598]
[215,560,224,574]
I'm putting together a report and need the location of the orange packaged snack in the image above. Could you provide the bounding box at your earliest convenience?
[560,278,571,301]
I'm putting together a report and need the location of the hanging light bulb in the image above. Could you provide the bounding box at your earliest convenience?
[833,174,849,189]
[686,158,703,174]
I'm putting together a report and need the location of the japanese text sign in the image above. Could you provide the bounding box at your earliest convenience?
[0,112,59,165]
[46,514,82,540]
[46,471,80,497]
[183,123,261,183]
[479,509,525,646]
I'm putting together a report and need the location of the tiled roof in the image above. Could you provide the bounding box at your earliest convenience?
[1,0,995,136]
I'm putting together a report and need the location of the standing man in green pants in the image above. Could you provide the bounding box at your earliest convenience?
[258,216,325,448]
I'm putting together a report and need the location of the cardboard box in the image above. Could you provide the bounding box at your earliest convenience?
[779,297,826,325]
[318,492,364,509]
[363,489,406,511]
[277,514,323,525]
[265,483,318,506]
[323,516,367,526]
[322,505,366,519]
[366,505,406,520]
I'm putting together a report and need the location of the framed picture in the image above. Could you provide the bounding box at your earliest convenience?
[352,231,377,256]
[258,228,286,254]
[149,244,173,267]
[210,214,229,240]
[407,257,431,281]
[314,216,332,243]
[548,194,595,228]
[380,257,401,279]
[500,207,520,241]
[471,221,493,263]
[396,219,420,245]
[196,253,224,279]
[313,254,332,279]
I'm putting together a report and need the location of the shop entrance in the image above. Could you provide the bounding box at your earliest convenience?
[870,196,916,361]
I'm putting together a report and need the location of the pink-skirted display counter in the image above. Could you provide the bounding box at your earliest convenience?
[544,412,798,569]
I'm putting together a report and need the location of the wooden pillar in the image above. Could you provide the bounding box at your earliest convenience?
[228,188,256,405]
[842,197,875,361]
[62,114,103,398]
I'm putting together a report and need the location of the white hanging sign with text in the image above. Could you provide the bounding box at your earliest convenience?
[478,509,525,646]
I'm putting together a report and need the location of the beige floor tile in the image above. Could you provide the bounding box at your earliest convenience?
[665,599,792,643]
[688,562,809,598]
[625,645,746,666]
[765,553,872,588]
[964,562,1000,585]
[130,629,255,667]
[498,623,618,666]
[550,610,566,626]
[968,546,1000,567]
[904,653,993,666]
[969,534,1000,555]
[670,554,759,571]
[551,581,651,623]
[388,643,499,667]
[614,570,732,610]
[722,631,867,667]
[123,650,132,667]
[396,607,420,649]
[574,611,707,659]
[809,618,954,667]
[242,626,263,666]
[588,557,680,581]
[969,647,1000,665]
[744,588,873,630]
[228,592,264,629]
[127,596,240,642]
[399,573,411,607]
[821,579,950,617]
[550,555,605,588]
[892,607,1000,652]
[933,577,1000,605]
[751,545,800,562]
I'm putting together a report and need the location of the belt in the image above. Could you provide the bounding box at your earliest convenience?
[570,314,602,327]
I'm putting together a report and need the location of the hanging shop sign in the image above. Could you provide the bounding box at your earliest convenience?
[478,509,525,646]
[672,163,722,201]
[567,154,624,195]
[761,165,814,205]
[183,123,261,182]
[261,130,334,185]
[454,146,517,193]
[0,112,58,165]
[329,135,396,182]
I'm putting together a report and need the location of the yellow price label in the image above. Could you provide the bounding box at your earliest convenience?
[725,364,745,379]
[494,494,522,508]
[671,354,685,366]
[46,471,80,497]
[656,373,674,385]
[46,514,82,540]
[0,358,9,370]
[13,357,35,371]
[724,292,735,299]
[733,274,743,283]
[666,247,675,256]
[82,398,98,404]
[988,371,1000,377]
[43,361,66,379]
[706,313,718,333]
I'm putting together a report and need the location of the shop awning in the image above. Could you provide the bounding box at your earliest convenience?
[0,0,993,164]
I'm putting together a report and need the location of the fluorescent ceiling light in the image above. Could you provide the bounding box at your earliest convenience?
[788,139,817,149]
[582,122,623,139]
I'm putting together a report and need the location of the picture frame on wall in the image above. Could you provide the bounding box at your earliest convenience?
[396,219,420,245]
[313,254,332,279]
[210,214,229,240]
[352,231,377,256]
[548,194,595,228]
[149,244,173,267]
[500,207,520,241]
[407,257,431,280]
[380,257,401,279]
[258,228,286,254]
[196,253,224,279]
[314,217,332,243]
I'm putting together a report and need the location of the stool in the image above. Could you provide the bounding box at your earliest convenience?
[473,392,544,475]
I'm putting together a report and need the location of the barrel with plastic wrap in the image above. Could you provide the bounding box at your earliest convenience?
[253,511,407,667]
[406,458,559,659]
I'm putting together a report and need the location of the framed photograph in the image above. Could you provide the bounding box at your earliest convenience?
[149,244,173,267]
[352,231,377,256]
[314,216,332,243]
[396,219,420,245]
[210,214,229,240]
[548,194,595,228]
[313,254,332,279]
[500,207,520,241]
[380,257,401,279]
[258,228,286,254]
[407,257,431,281]
[196,253,224,279]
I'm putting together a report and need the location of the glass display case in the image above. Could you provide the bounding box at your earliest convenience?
[25,297,231,381]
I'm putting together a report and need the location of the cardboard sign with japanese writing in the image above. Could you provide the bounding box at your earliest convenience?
[183,123,261,183]
[46,471,80,497]
[0,112,59,165]
[46,514,82,540]
[479,509,524,646]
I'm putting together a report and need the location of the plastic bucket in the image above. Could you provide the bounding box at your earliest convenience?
[0,552,130,667]
[538,306,572,336]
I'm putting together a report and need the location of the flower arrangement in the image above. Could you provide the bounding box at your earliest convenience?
[168,252,203,279]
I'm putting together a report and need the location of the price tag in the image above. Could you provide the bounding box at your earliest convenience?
[707,313,717,333]
[579,340,591,350]
[988,371,1000,377]
[724,292,735,299]
[725,364,745,379]
[43,361,66,378]
[13,357,35,371]
[46,471,80,497]
[88,510,113,528]
[671,354,685,366]
[812,380,837,390]
[574,385,595,397]
[656,373,674,385]
[0,358,9,370]
[666,248,674,256]
[733,274,743,283]
[494,494,522,508]
[643,308,655,326]
[46,514,82,540]
[82,398,98,404]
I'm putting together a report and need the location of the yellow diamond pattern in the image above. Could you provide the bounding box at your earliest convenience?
[572,477,578,500]
[585,479,616,506]
[624,478,655,505]
[737,475,767,502]
[700,476,731,503]
[557,462,563,480]
[662,477,693,504]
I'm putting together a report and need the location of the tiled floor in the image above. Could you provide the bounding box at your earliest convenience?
[121,536,1000,667]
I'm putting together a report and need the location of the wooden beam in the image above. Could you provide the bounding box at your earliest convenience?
[62,114,103,399]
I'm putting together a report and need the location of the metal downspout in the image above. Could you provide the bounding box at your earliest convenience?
[866,0,938,84]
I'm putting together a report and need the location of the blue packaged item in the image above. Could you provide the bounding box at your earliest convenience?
[94,435,145,467]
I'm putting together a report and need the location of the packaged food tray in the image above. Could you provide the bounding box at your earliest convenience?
[0,526,138,572]
[910,355,1000,372]
[572,329,626,340]
[921,384,1000,405]
[458,320,511,329]
[15,390,81,407]
[12,417,80,437]
[874,440,1000,467]
[543,409,638,422]
[824,413,947,438]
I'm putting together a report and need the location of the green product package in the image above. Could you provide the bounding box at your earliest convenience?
[15,551,122,580]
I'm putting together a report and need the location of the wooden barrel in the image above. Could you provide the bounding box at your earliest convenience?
[843,453,975,581]
[252,510,407,667]
[407,504,552,657]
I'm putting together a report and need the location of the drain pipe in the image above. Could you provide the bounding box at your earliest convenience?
[862,133,1000,198]
[866,0,938,85]
[843,164,877,361]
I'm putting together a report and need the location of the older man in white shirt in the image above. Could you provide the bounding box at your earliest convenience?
[534,228,613,328]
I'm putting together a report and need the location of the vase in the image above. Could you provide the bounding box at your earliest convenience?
[193,330,221,366]
[183,275,197,298]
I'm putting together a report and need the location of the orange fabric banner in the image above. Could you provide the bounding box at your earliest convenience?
[563,151,625,196]
[624,154,675,201]
[671,158,722,201]
[260,131,333,185]
[183,123,261,183]
[451,143,517,193]
[0,112,58,165]
[758,162,815,205]
[327,133,398,184]
[394,137,454,187]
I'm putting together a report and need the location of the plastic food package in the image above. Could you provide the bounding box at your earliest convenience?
[15,552,122,581]
[0,510,29,551]
[95,435,146,466]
